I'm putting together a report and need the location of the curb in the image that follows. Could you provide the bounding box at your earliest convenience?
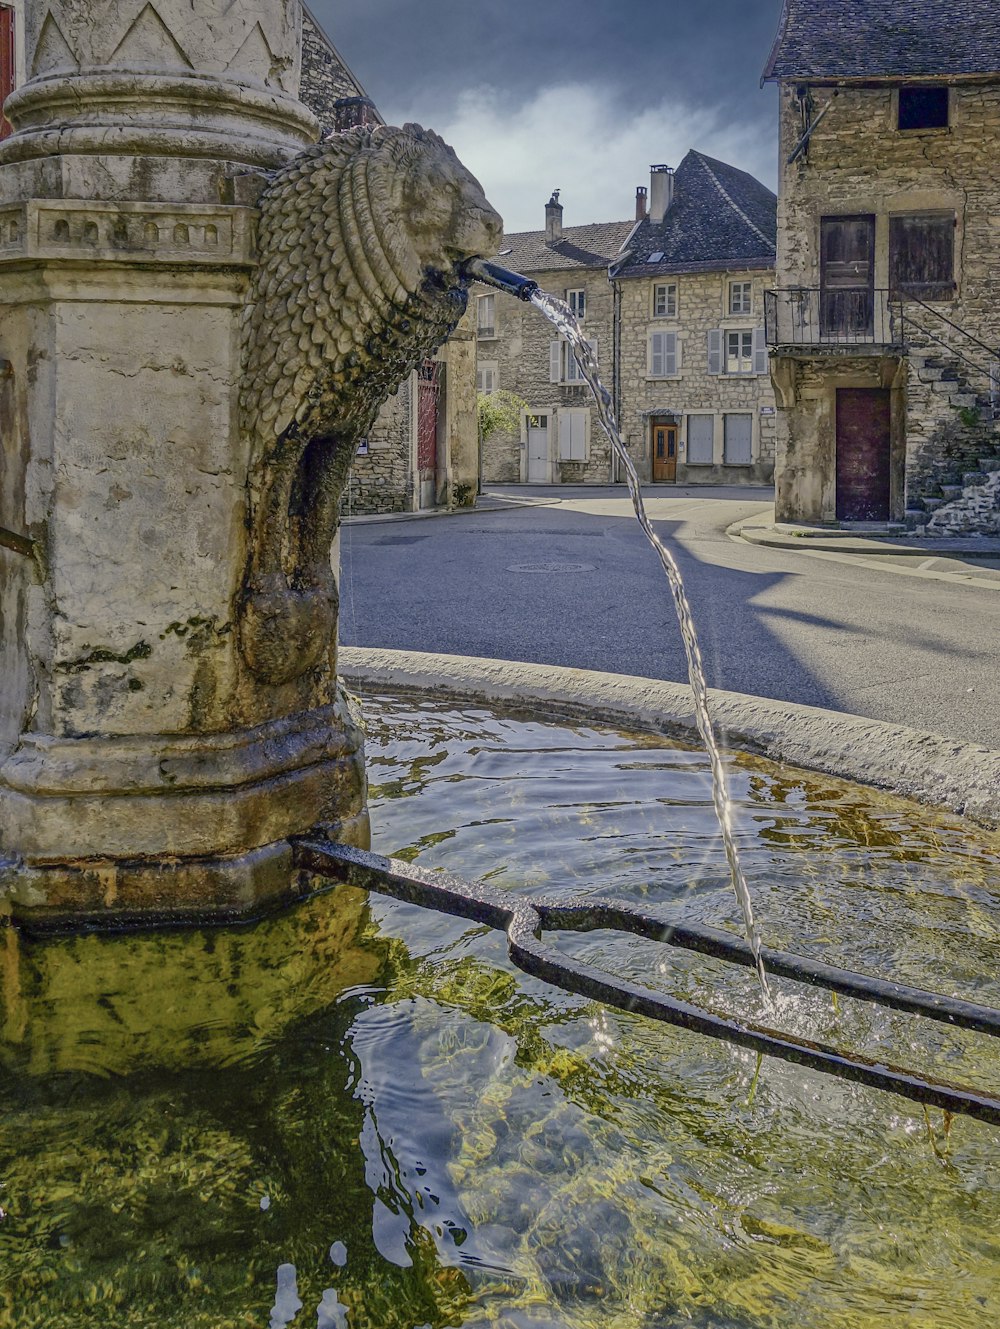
[339,648,1000,830]
[342,493,561,527]
[734,522,1000,559]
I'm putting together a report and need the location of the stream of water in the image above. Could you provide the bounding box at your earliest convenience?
[529,288,771,998]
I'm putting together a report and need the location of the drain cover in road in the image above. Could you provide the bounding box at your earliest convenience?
[506,562,595,574]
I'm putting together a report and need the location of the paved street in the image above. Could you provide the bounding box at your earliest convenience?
[339,486,1000,749]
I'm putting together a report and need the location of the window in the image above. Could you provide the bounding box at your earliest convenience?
[709,328,768,374]
[723,413,753,465]
[898,86,949,131]
[476,293,495,337]
[550,339,597,384]
[566,288,586,320]
[648,330,679,377]
[558,408,588,461]
[726,330,754,375]
[729,281,752,315]
[889,213,955,301]
[652,282,677,318]
[477,361,498,394]
[686,415,715,465]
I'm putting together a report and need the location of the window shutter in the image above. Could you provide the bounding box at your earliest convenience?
[550,341,562,383]
[650,332,665,377]
[559,411,572,459]
[664,332,678,376]
[752,327,768,375]
[708,329,723,374]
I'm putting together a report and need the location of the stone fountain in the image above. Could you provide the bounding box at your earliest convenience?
[0,0,500,930]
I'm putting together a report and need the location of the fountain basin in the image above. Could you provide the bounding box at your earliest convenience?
[340,647,1000,830]
[1,669,997,1328]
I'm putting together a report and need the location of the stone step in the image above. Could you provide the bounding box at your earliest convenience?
[921,496,946,511]
[963,470,988,486]
[979,456,1000,472]
[930,376,962,391]
[947,391,980,410]
[939,485,964,501]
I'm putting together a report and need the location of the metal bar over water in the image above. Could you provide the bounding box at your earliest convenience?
[293,838,1000,1128]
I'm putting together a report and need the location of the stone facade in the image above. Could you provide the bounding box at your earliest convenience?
[766,32,1000,526]
[479,261,623,484]
[480,160,778,487]
[616,267,777,485]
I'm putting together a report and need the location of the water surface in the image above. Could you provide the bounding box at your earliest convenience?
[1,693,998,1328]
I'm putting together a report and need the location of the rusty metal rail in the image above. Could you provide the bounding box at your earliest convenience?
[292,837,1000,1127]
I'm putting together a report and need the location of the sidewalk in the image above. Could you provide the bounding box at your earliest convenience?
[735,510,1000,560]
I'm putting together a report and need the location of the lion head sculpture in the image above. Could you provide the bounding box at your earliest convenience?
[238,124,503,685]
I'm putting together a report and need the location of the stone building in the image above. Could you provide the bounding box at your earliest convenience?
[611,153,778,486]
[479,156,778,487]
[297,4,480,514]
[478,193,635,483]
[763,0,1000,533]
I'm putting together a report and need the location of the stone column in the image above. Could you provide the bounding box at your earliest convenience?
[0,1,368,928]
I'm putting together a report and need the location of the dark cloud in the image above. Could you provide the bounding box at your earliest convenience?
[305,1,783,229]
[309,0,783,120]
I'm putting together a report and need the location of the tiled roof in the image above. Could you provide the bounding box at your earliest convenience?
[498,219,637,274]
[611,151,776,280]
[763,0,1000,80]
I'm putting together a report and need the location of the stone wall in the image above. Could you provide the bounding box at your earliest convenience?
[300,7,374,132]
[344,380,414,514]
[617,267,777,485]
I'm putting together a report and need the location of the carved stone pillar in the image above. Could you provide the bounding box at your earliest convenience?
[0,2,368,929]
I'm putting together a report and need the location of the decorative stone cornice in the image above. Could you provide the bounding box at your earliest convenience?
[0,199,256,266]
[4,1,316,168]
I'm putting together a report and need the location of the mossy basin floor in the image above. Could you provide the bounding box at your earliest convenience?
[2,691,999,1328]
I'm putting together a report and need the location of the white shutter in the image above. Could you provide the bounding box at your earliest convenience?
[650,332,665,377]
[664,332,677,375]
[724,413,753,464]
[708,328,723,374]
[558,409,588,460]
[476,365,496,393]
[752,326,768,375]
[650,331,677,377]
[550,341,562,383]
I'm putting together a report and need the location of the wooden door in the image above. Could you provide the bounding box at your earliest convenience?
[652,421,677,482]
[836,388,891,521]
[821,215,875,338]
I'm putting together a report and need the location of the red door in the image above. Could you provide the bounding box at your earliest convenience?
[417,360,440,508]
[836,388,891,521]
[0,6,15,142]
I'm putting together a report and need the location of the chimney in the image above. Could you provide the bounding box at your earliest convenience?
[649,165,675,225]
[545,189,563,242]
[332,96,379,133]
[635,185,648,221]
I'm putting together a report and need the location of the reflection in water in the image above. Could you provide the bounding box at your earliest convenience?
[0,693,998,1327]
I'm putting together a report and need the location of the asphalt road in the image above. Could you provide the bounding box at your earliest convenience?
[339,485,1000,750]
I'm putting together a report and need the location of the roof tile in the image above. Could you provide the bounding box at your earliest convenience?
[763,0,1000,80]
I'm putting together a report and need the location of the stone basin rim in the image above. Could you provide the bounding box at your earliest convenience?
[340,646,1000,832]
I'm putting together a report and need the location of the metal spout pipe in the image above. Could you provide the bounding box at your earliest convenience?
[463,256,539,302]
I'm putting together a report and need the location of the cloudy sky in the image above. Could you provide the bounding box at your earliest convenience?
[307,0,783,234]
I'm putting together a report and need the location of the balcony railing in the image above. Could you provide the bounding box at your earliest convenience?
[765,288,902,349]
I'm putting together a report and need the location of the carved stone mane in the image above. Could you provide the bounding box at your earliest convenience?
[237,124,502,684]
